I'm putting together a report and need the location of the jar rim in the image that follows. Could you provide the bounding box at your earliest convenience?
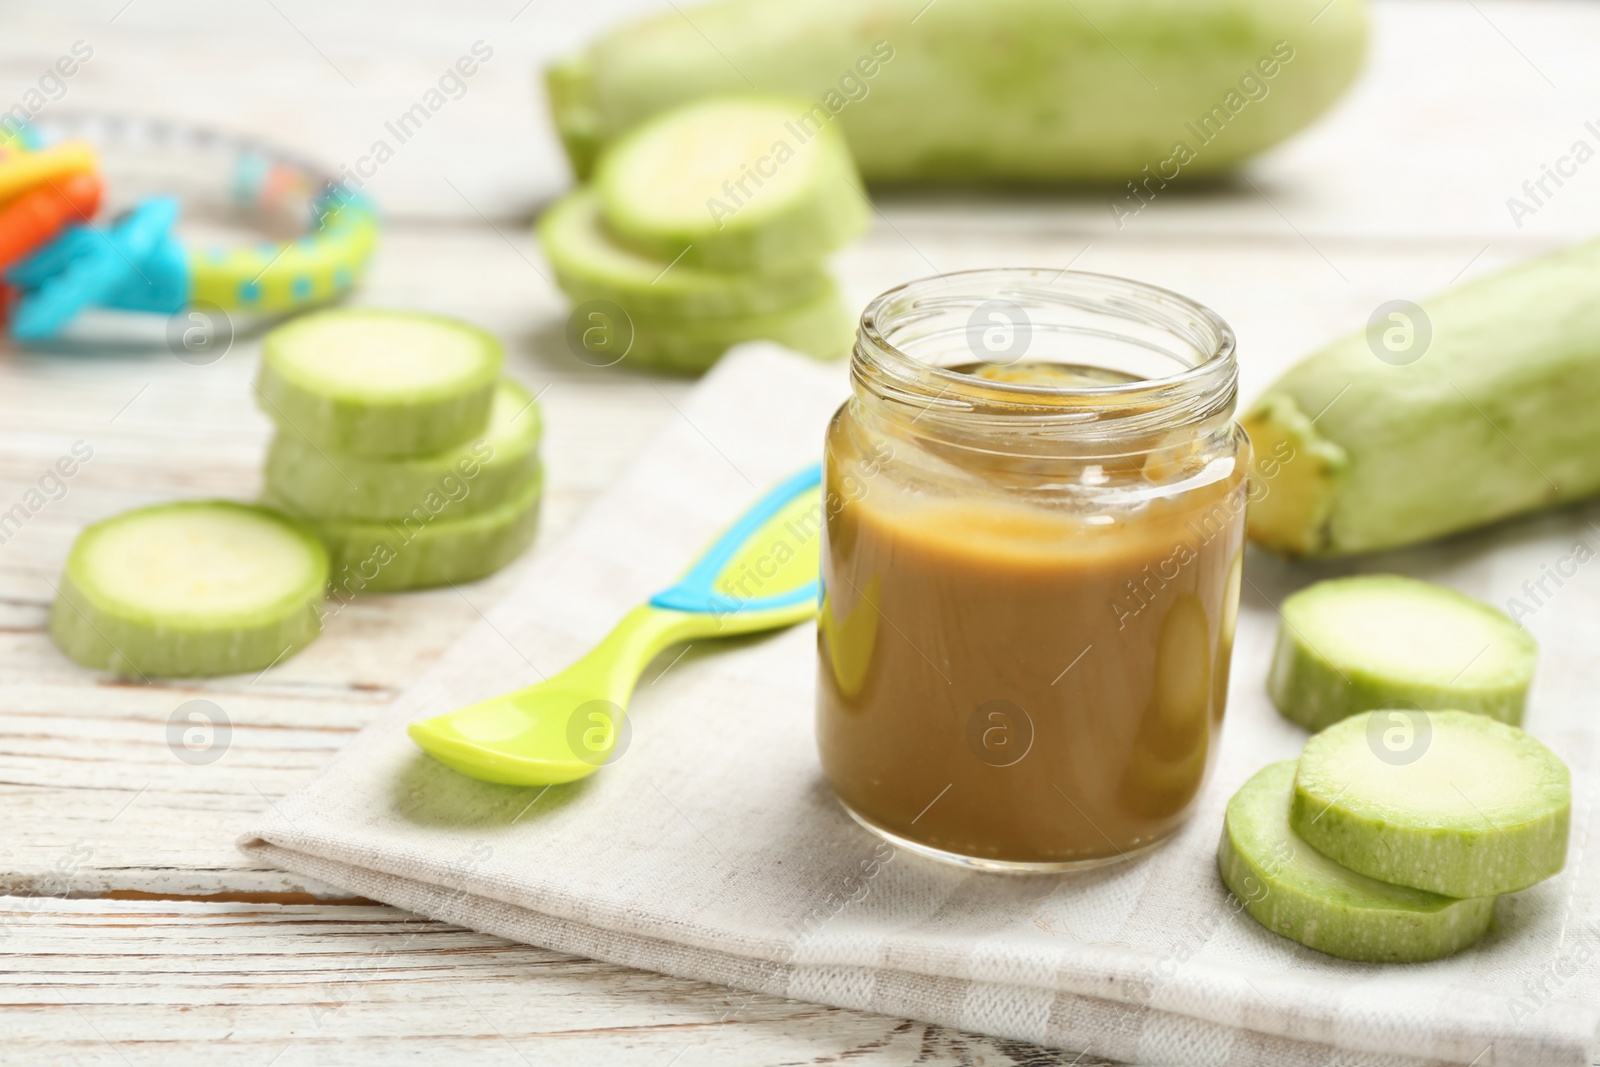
[857,267,1236,400]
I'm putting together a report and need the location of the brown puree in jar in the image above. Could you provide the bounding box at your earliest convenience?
[817,362,1247,867]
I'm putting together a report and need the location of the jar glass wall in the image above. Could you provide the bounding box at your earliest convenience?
[817,269,1249,872]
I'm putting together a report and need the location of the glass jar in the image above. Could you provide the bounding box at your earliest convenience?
[817,268,1249,872]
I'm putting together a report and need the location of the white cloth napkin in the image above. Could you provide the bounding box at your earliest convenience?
[242,345,1600,1067]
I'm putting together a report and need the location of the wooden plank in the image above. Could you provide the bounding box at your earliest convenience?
[0,897,1103,1066]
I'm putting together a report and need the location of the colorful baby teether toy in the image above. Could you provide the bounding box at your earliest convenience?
[0,114,378,341]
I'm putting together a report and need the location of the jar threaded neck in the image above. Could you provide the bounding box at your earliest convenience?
[851,269,1238,448]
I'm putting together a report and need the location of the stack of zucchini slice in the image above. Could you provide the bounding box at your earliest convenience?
[1219,713,1569,963]
[539,96,866,373]
[49,309,544,680]
[258,309,543,594]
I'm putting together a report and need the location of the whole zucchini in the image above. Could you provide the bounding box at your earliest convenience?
[547,0,1369,183]
[1243,239,1600,557]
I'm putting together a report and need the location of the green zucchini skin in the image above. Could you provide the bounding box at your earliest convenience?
[1270,624,1531,731]
[1244,239,1600,556]
[616,282,857,374]
[288,464,543,593]
[1218,761,1495,963]
[537,188,831,318]
[263,380,542,522]
[548,0,1368,183]
[53,573,324,678]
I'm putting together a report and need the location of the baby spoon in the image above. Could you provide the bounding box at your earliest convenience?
[408,464,822,786]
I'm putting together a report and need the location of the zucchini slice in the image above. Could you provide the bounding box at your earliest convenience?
[1292,711,1570,898]
[264,378,542,521]
[595,96,869,272]
[49,502,328,678]
[1269,575,1537,731]
[256,309,503,457]
[292,464,543,593]
[1219,761,1495,963]
[539,188,830,318]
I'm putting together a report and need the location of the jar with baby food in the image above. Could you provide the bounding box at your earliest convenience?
[817,269,1249,871]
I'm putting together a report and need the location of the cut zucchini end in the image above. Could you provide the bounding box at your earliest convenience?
[49,501,329,678]
[1219,761,1495,963]
[1240,393,1347,557]
[594,94,869,269]
[1292,711,1571,897]
[257,309,505,457]
[262,309,504,404]
[597,94,832,229]
[64,502,327,623]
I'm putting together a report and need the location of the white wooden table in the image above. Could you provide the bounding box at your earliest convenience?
[3,1,1598,1063]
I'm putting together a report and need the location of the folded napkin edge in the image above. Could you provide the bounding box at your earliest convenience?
[240,829,1600,1067]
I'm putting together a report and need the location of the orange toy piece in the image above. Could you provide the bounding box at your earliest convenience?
[0,172,103,271]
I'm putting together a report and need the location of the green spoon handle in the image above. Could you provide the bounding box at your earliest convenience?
[539,604,706,708]
[408,465,823,787]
